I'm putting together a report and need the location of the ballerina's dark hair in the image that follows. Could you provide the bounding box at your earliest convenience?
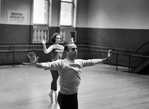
[51,32,59,43]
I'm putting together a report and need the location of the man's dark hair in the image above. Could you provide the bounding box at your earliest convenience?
[64,41,75,51]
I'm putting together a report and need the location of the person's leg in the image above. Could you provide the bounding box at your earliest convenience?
[58,92,78,109]
[48,90,53,103]
[71,93,78,109]
[50,70,59,102]
[54,90,58,103]
[69,93,78,109]
[51,70,59,91]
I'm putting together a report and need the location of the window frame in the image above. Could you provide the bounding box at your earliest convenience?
[33,0,49,25]
[32,0,50,43]
[60,0,75,27]
[0,0,2,19]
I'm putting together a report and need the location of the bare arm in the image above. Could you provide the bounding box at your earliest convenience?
[41,39,53,54]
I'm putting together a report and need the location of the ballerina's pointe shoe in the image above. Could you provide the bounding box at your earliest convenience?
[48,93,53,103]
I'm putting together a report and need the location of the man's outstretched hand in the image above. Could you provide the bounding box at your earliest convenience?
[27,52,39,64]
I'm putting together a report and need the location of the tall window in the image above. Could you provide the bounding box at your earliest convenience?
[0,0,1,19]
[60,0,75,26]
[33,0,49,25]
[32,0,49,43]
[60,0,77,43]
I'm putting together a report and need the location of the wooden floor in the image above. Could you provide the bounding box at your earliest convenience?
[0,64,149,109]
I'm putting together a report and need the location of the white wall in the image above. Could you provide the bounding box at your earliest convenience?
[87,0,149,29]
[76,0,88,28]
[50,0,60,27]
[0,0,32,25]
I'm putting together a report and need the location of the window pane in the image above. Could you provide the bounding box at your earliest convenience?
[60,2,73,26]
[33,0,48,24]
[61,0,73,2]
[0,0,1,18]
